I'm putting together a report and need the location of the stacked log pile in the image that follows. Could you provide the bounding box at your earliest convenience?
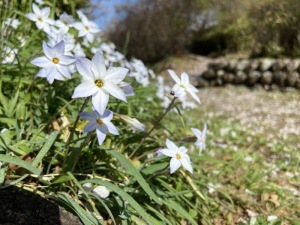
[198,58,300,89]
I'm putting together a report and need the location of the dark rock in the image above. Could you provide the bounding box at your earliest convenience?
[227,60,238,72]
[234,71,247,84]
[223,73,235,83]
[286,60,300,72]
[196,77,209,88]
[272,60,286,72]
[286,72,299,87]
[0,185,82,225]
[250,59,260,70]
[208,60,227,70]
[202,68,216,80]
[261,71,273,84]
[274,71,287,88]
[246,70,261,86]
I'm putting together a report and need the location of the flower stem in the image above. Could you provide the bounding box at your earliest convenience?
[63,97,91,172]
[129,97,177,159]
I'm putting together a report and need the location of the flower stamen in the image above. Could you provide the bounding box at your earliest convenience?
[84,26,90,31]
[52,58,59,64]
[96,119,103,125]
[95,79,104,87]
[175,153,181,159]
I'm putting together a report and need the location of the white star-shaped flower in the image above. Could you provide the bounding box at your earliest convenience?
[55,12,75,34]
[31,41,76,84]
[79,110,119,145]
[157,139,193,174]
[26,3,55,33]
[168,69,200,104]
[72,51,130,115]
[73,11,100,43]
[191,123,207,155]
[5,18,21,29]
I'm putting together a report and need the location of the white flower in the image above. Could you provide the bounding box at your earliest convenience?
[117,114,145,132]
[26,3,55,33]
[2,47,17,64]
[191,123,207,155]
[55,12,75,33]
[79,110,119,145]
[93,186,110,199]
[31,41,76,84]
[73,11,100,43]
[4,18,21,29]
[35,0,44,5]
[157,139,193,174]
[168,69,200,104]
[267,215,278,222]
[72,51,129,115]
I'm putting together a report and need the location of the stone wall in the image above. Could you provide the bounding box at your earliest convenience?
[198,58,300,89]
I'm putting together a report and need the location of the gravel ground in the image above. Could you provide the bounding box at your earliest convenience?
[198,85,300,142]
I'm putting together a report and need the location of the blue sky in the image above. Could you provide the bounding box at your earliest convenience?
[92,0,135,29]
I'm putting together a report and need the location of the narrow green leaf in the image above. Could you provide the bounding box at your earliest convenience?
[84,179,161,225]
[32,131,58,167]
[161,199,198,225]
[8,89,19,117]
[0,117,16,126]
[0,154,40,175]
[52,175,73,184]
[57,193,100,225]
[141,162,168,175]
[109,150,162,205]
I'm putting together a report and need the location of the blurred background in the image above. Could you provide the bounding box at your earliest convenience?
[91,0,300,64]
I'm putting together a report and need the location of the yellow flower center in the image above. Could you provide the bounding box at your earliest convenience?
[38,17,43,22]
[95,79,104,87]
[175,153,181,159]
[85,26,90,31]
[96,119,103,125]
[201,137,205,143]
[52,58,59,64]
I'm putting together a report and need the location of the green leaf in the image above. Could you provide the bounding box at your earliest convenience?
[161,199,198,225]
[32,131,58,167]
[141,162,169,175]
[84,179,161,225]
[0,117,16,126]
[109,150,162,205]
[0,154,40,175]
[56,193,101,225]
[52,174,73,184]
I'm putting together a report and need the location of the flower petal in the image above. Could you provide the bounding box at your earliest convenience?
[105,121,119,135]
[26,13,37,21]
[170,158,181,174]
[53,41,65,56]
[59,55,75,65]
[79,112,97,121]
[57,65,71,78]
[31,56,50,67]
[101,110,113,121]
[158,149,175,158]
[96,129,106,145]
[105,67,128,84]
[180,157,193,174]
[92,90,109,115]
[167,69,180,84]
[83,121,98,132]
[186,88,201,104]
[43,41,55,59]
[181,72,189,85]
[103,82,126,102]
[76,57,93,80]
[32,3,41,16]
[91,51,106,79]
[191,128,202,139]
[166,139,178,151]
[41,7,50,18]
[72,81,98,98]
